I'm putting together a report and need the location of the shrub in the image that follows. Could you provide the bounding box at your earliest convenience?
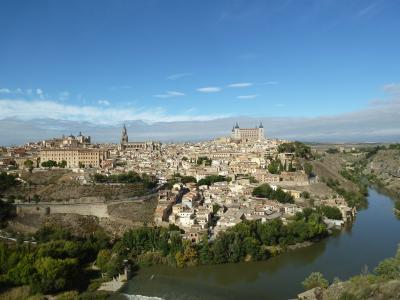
[302,272,329,290]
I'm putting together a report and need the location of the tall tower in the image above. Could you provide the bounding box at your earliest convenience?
[121,124,129,144]
[232,122,240,140]
[258,122,265,140]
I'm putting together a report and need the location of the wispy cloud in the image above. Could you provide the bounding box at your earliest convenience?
[36,88,45,99]
[0,88,33,95]
[98,99,111,106]
[0,88,11,94]
[0,99,228,125]
[196,87,221,93]
[228,82,253,88]
[356,3,377,17]
[153,91,186,98]
[2,96,400,145]
[167,73,191,80]
[274,103,286,107]
[59,91,69,101]
[263,81,279,85]
[383,83,400,95]
[237,94,258,100]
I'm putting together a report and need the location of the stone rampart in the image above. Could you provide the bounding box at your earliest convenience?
[15,203,109,218]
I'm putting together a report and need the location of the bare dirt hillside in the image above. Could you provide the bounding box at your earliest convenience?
[365,149,400,196]
[5,170,150,202]
[7,196,158,237]
[311,153,360,193]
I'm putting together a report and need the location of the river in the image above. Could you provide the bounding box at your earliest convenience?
[112,188,400,300]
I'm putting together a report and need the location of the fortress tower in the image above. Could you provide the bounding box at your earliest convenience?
[231,122,265,142]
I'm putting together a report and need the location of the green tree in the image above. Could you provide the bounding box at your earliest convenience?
[96,249,112,272]
[24,159,34,172]
[32,194,41,204]
[197,175,229,186]
[197,156,212,166]
[268,160,281,174]
[304,162,313,176]
[302,272,329,290]
[252,184,294,204]
[31,257,78,294]
[374,246,400,280]
[394,200,400,211]
[199,235,212,265]
[319,205,342,220]
[58,160,67,168]
[0,172,19,193]
[0,200,16,227]
[41,160,58,168]
[6,253,36,285]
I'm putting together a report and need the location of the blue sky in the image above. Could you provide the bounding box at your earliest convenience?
[1,0,400,143]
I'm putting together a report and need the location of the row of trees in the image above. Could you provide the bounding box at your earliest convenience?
[110,214,328,269]
[197,175,231,186]
[252,183,294,204]
[277,142,312,159]
[41,160,67,168]
[0,226,110,295]
[92,171,157,189]
[324,177,367,209]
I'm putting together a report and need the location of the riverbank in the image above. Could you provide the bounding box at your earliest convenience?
[98,278,127,292]
[112,188,400,300]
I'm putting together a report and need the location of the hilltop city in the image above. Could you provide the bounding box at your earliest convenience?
[0,123,356,243]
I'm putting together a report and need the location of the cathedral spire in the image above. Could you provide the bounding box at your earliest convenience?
[121,124,128,144]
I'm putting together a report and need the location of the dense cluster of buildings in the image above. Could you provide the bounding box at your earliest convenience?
[0,123,355,241]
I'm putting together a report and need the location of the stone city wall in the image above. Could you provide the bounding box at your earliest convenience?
[15,203,109,218]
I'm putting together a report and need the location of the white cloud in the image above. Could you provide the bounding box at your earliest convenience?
[0,88,11,94]
[237,94,258,100]
[153,91,185,98]
[36,88,45,99]
[196,87,221,93]
[0,87,48,96]
[167,73,191,80]
[228,82,253,88]
[383,83,400,95]
[59,91,70,101]
[98,99,110,106]
[0,99,226,125]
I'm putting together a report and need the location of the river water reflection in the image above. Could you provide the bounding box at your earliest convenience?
[113,188,400,300]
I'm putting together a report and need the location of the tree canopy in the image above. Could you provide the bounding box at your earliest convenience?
[196,156,212,166]
[277,142,312,159]
[318,205,342,220]
[0,172,19,193]
[197,175,230,186]
[92,171,157,189]
[252,184,294,204]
